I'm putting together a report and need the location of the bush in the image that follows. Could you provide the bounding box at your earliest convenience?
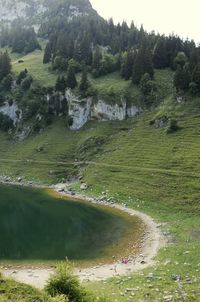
[21,75,33,90]
[0,74,13,91]
[0,112,13,131]
[45,264,87,302]
[52,56,68,71]
[189,81,198,96]
[51,295,68,302]
[166,119,179,134]
[45,264,108,302]
[16,70,28,85]
[0,93,6,106]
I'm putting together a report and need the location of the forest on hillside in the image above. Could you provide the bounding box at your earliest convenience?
[0,0,200,133]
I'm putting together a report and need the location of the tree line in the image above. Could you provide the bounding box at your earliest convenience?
[0,23,41,54]
[42,14,195,72]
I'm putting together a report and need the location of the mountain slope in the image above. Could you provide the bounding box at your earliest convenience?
[0,0,97,25]
[0,0,46,24]
[0,98,200,300]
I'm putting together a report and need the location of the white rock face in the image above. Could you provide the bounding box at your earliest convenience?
[92,100,126,121]
[127,106,142,117]
[66,89,142,130]
[68,5,89,20]
[0,102,21,125]
[0,1,90,24]
[0,0,46,22]
[66,90,92,130]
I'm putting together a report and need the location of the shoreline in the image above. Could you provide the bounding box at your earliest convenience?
[1,179,166,289]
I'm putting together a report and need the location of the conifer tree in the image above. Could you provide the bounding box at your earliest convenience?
[192,63,200,92]
[132,49,144,84]
[80,33,92,65]
[55,76,67,92]
[144,48,154,78]
[121,50,134,80]
[79,67,89,95]
[189,49,199,72]
[92,46,102,70]
[43,43,52,64]
[174,65,190,92]
[0,51,11,81]
[66,64,77,89]
[153,38,168,68]
[132,44,154,84]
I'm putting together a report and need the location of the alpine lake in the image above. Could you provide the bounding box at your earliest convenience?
[0,184,144,268]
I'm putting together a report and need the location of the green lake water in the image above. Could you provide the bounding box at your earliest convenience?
[0,184,141,263]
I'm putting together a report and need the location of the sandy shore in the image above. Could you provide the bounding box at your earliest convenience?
[1,182,166,289]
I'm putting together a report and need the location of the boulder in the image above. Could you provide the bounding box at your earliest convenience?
[80,183,88,190]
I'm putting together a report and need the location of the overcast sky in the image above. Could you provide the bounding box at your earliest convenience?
[90,0,200,44]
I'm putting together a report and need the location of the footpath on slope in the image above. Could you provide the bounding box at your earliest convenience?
[1,181,166,289]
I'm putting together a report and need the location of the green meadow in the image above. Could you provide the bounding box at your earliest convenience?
[0,97,200,301]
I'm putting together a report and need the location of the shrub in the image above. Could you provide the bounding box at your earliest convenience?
[166,119,179,134]
[51,295,68,302]
[45,264,108,302]
[16,70,28,85]
[0,93,5,106]
[0,74,13,91]
[189,81,198,96]
[0,112,13,131]
[45,264,87,302]
[21,75,33,90]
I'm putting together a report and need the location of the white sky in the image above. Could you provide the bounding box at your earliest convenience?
[90,0,200,44]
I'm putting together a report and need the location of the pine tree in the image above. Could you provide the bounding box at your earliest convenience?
[192,62,200,92]
[16,70,27,85]
[153,38,168,68]
[1,74,13,91]
[120,21,129,51]
[140,73,157,106]
[92,46,102,70]
[73,42,82,64]
[43,43,52,64]
[121,50,135,80]
[174,65,190,92]
[66,64,77,89]
[0,51,11,81]
[79,68,89,94]
[80,33,92,65]
[189,49,199,72]
[174,52,188,68]
[55,76,67,92]
[132,45,154,84]
[144,48,154,78]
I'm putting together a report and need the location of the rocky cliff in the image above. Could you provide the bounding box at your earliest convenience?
[0,90,142,132]
[0,0,46,24]
[66,90,142,130]
[0,0,97,25]
[0,102,21,126]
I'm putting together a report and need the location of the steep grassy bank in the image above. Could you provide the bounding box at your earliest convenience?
[0,272,55,302]
[82,98,200,301]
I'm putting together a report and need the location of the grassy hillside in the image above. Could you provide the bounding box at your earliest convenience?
[1,96,200,301]
[0,271,56,302]
[8,46,173,106]
[0,118,129,183]
[0,45,200,300]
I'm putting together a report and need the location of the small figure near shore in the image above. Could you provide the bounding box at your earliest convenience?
[121,258,128,264]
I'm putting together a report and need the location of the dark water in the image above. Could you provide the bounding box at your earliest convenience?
[0,184,137,262]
